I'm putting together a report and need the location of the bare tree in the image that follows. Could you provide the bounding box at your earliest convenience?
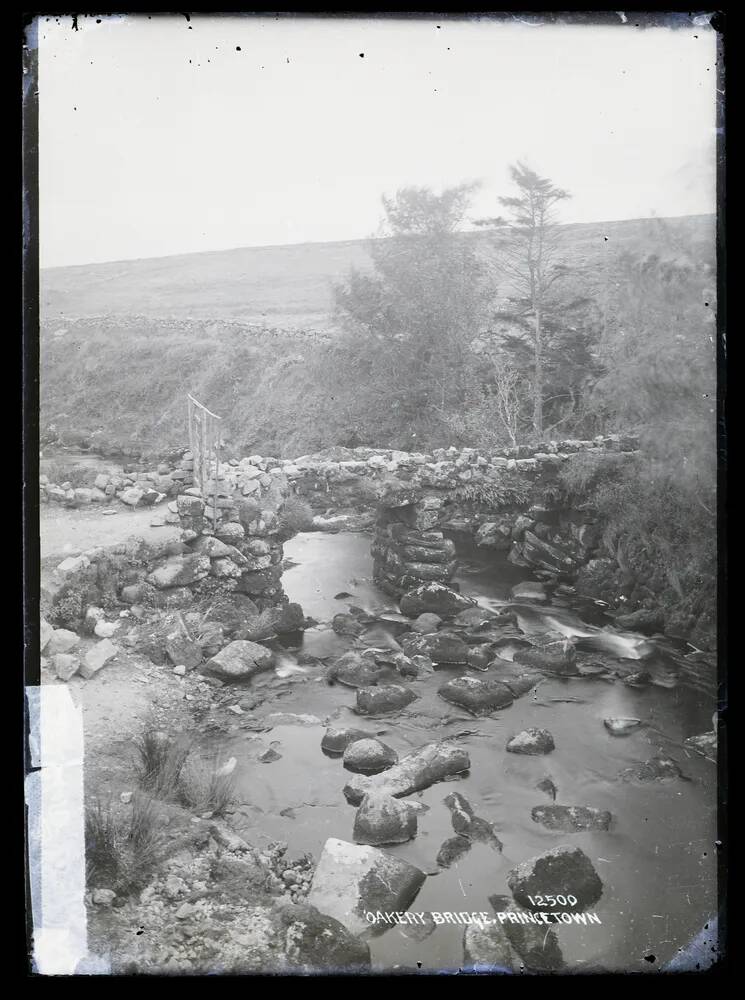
[487,355,524,447]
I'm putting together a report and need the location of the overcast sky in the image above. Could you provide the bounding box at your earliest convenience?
[35,13,719,269]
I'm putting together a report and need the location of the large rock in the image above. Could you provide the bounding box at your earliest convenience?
[462,921,518,972]
[438,676,513,716]
[353,791,417,846]
[521,532,579,574]
[411,613,442,634]
[496,667,544,698]
[399,583,476,618]
[46,628,79,656]
[487,895,564,971]
[531,805,612,832]
[510,581,549,604]
[268,900,370,973]
[514,639,577,675]
[306,838,426,936]
[684,731,717,758]
[436,835,472,868]
[402,632,469,664]
[507,846,603,913]
[443,792,502,851]
[343,739,398,775]
[200,639,273,682]
[355,685,417,715]
[54,653,80,681]
[619,755,685,782]
[146,553,210,589]
[332,612,367,638]
[327,651,386,689]
[506,729,555,755]
[165,636,203,670]
[452,606,502,628]
[80,638,117,679]
[466,644,495,671]
[321,727,375,755]
[475,521,512,550]
[603,717,642,736]
[40,618,54,653]
[613,608,664,634]
[343,741,470,805]
[271,602,306,634]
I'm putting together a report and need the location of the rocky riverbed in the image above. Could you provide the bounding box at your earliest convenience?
[38,527,719,975]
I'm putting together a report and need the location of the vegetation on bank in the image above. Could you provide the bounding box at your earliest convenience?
[40,175,717,634]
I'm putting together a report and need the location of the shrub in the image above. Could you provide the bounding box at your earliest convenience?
[558,450,630,499]
[238,498,262,529]
[41,459,97,488]
[48,578,102,630]
[454,478,531,509]
[278,495,314,536]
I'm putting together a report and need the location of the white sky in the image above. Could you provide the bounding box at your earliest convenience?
[35,13,719,268]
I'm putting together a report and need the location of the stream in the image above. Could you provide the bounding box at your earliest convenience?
[205,531,717,973]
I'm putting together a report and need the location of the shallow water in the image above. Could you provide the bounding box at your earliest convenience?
[219,531,718,974]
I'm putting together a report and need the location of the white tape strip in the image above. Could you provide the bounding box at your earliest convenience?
[26,685,88,975]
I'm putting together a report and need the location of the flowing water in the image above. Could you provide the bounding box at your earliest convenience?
[215,531,718,974]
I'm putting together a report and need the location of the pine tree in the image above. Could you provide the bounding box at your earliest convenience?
[477,163,572,437]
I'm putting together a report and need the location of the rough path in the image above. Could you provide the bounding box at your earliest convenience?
[40,505,179,561]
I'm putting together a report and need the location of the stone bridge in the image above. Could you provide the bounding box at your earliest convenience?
[44,434,641,632]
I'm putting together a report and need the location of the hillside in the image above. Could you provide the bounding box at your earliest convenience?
[40,214,715,331]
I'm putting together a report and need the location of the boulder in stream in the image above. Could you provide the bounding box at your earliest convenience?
[355,684,418,716]
[495,668,543,698]
[438,676,514,716]
[452,606,501,628]
[462,921,518,973]
[487,895,565,971]
[399,582,476,618]
[514,639,578,676]
[307,837,426,936]
[326,650,387,689]
[343,740,471,805]
[332,612,367,637]
[436,835,472,868]
[343,738,398,775]
[402,631,470,664]
[507,846,603,912]
[411,612,442,634]
[531,805,612,832]
[443,792,502,851]
[619,755,686,782]
[506,729,555,755]
[603,717,643,736]
[269,900,371,973]
[510,581,549,604]
[536,776,558,801]
[684,731,717,758]
[200,639,273,682]
[466,644,496,671]
[613,608,664,634]
[321,726,375,755]
[353,791,417,846]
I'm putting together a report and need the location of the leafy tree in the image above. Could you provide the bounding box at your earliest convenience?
[333,184,492,446]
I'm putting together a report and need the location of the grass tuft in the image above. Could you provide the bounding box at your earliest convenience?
[85,792,164,893]
[177,754,237,818]
[133,729,191,799]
